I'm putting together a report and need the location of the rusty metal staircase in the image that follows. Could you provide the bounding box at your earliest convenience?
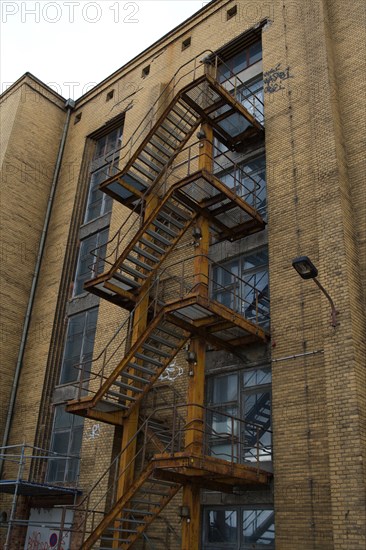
[65,50,268,550]
[68,404,271,550]
[100,51,264,207]
[83,467,181,549]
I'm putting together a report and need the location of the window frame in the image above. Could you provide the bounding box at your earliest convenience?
[202,505,275,549]
[206,366,272,466]
[59,307,99,385]
[46,405,84,483]
[73,228,109,297]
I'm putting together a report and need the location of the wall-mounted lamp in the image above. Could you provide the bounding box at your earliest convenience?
[196,129,206,140]
[192,226,202,247]
[292,256,338,327]
[178,505,191,521]
[186,351,197,364]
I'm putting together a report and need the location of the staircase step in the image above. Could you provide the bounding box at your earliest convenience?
[145,229,172,247]
[106,527,138,534]
[130,498,161,506]
[133,161,158,181]
[128,362,156,375]
[158,209,185,229]
[159,122,185,141]
[140,487,171,496]
[122,508,154,516]
[134,352,163,367]
[164,201,192,220]
[124,169,150,190]
[170,107,197,125]
[158,324,185,340]
[138,152,162,173]
[147,333,179,348]
[139,237,166,255]
[112,272,141,289]
[133,245,160,263]
[143,145,167,166]
[100,399,129,410]
[165,112,194,130]
[106,388,137,401]
[112,380,144,393]
[141,343,172,358]
[119,371,150,384]
[121,264,148,280]
[126,254,154,271]
[149,137,174,158]
[152,219,179,238]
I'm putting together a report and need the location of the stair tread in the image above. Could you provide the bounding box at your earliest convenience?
[126,254,154,271]
[128,362,156,375]
[112,272,141,289]
[149,136,174,157]
[134,352,163,366]
[139,237,166,255]
[145,229,172,247]
[133,245,160,263]
[141,343,172,358]
[120,371,150,384]
[158,209,186,228]
[152,219,179,238]
[147,334,178,348]
[132,160,158,181]
[120,264,148,280]
[138,152,162,174]
[112,380,144,392]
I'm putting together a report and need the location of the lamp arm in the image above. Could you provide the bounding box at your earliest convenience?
[313,278,338,327]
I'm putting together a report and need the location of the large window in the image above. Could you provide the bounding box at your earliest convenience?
[203,506,275,549]
[218,41,262,82]
[59,308,98,385]
[47,405,84,483]
[211,248,269,325]
[73,228,109,296]
[214,153,266,215]
[206,367,272,464]
[84,126,123,224]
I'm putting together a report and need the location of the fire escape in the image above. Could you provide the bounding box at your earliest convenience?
[66,51,271,549]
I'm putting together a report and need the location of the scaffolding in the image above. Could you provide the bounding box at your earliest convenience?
[0,443,80,550]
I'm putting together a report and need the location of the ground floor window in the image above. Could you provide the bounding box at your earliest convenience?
[206,367,272,465]
[202,506,274,549]
[46,405,84,483]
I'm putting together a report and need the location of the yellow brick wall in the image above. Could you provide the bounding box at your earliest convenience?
[2,1,365,548]
[0,78,66,449]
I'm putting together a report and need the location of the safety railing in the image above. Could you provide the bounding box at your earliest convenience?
[87,139,266,277]
[96,49,264,180]
[67,254,269,401]
[54,403,271,546]
[0,444,80,550]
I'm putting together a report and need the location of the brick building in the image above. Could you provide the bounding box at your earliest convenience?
[1,1,365,549]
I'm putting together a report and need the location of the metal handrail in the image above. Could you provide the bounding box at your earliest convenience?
[96,48,264,178]
[87,139,266,276]
[58,402,271,543]
[67,253,269,400]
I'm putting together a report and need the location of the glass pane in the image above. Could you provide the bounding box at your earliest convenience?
[74,234,98,296]
[243,392,272,462]
[54,405,72,429]
[249,41,262,65]
[212,374,238,403]
[243,368,271,387]
[243,509,275,548]
[207,510,237,543]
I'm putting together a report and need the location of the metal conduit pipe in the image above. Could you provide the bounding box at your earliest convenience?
[0,98,75,478]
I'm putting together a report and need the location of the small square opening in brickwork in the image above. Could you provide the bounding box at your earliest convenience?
[106,90,114,102]
[74,113,82,124]
[227,5,237,20]
[182,37,191,51]
[141,65,150,78]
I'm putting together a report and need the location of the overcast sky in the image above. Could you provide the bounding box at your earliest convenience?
[1,1,209,98]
